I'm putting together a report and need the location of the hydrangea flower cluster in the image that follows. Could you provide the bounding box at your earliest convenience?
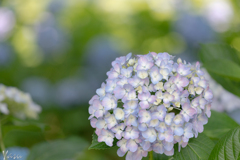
[88,52,213,160]
[0,84,41,119]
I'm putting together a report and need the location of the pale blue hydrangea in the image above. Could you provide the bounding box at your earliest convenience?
[89,52,213,160]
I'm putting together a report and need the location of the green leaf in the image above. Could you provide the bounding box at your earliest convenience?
[199,43,240,97]
[173,133,215,160]
[203,59,240,81]
[203,111,239,140]
[27,136,88,160]
[2,117,50,137]
[88,132,117,150]
[199,43,240,64]
[208,72,240,98]
[208,126,240,160]
[153,152,173,160]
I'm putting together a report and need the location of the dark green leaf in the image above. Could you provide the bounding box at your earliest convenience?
[199,43,240,64]
[27,136,88,160]
[208,126,240,160]
[173,133,215,160]
[153,151,173,160]
[208,72,240,98]
[2,117,50,137]
[88,132,117,150]
[203,59,240,81]
[199,43,240,97]
[3,125,44,136]
[203,111,239,140]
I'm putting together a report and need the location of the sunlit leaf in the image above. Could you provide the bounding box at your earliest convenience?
[199,43,240,97]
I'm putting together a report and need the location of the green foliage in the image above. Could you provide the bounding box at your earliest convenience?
[208,72,240,98]
[200,43,240,65]
[152,133,215,160]
[203,110,239,140]
[27,136,88,160]
[153,151,173,160]
[208,126,240,160]
[199,43,240,97]
[89,132,117,150]
[2,116,49,138]
[173,133,215,160]
[203,59,240,80]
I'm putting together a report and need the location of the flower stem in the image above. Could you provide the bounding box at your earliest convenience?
[0,120,7,160]
[149,151,153,160]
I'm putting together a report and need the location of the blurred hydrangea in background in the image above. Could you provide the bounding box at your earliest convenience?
[0,84,41,119]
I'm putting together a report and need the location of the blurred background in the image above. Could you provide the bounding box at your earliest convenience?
[0,0,240,159]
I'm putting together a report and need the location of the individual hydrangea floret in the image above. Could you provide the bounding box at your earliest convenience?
[88,52,213,160]
[0,84,41,119]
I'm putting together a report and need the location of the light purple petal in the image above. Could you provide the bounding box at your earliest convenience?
[139,101,150,109]
[165,130,174,142]
[149,119,160,127]
[148,95,157,103]
[186,107,197,117]
[89,95,99,105]
[96,88,105,98]
[126,115,138,127]
[139,110,151,123]
[155,122,167,132]
[113,86,126,99]
[105,137,114,146]
[177,63,191,76]
[138,123,148,131]
[138,92,150,101]
[165,113,175,125]
[96,119,106,129]
[204,87,213,101]
[164,147,174,156]
[173,114,184,125]
[127,139,138,152]
[90,118,97,128]
[126,151,134,160]
[137,70,148,79]
[163,141,173,151]
[198,113,208,125]
[117,148,127,157]
[121,67,133,78]
[141,141,151,151]
[94,110,104,118]
[174,127,184,136]
[153,141,164,154]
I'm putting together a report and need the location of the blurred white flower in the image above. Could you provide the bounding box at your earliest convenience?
[0,8,15,41]
[0,84,41,119]
[203,0,233,32]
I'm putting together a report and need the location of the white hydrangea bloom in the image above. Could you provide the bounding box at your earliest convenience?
[89,52,213,160]
[0,84,41,119]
